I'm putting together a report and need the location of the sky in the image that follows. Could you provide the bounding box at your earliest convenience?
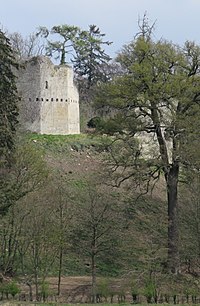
[1,0,200,58]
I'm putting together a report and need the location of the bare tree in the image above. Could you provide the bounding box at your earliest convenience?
[8,32,45,60]
[71,182,122,303]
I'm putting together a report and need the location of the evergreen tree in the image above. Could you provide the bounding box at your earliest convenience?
[73,25,112,88]
[0,30,19,164]
[37,25,80,64]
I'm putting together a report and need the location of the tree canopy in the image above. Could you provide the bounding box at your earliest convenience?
[95,19,200,273]
[73,25,112,88]
[0,30,19,164]
[37,25,80,65]
[37,24,112,89]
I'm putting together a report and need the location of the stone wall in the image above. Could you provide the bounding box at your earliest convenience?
[16,56,80,135]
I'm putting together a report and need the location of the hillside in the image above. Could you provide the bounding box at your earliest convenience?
[1,133,199,304]
[27,132,167,201]
[26,132,200,270]
[29,133,104,175]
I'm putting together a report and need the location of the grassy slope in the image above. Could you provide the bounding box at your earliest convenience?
[27,133,106,171]
[27,133,168,272]
[5,133,199,303]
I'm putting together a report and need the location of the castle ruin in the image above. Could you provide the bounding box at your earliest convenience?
[17,56,80,135]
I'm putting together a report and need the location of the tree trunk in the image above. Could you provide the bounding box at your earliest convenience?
[61,48,65,65]
[26,282,33,301]
[91,251,97,303]
[57,245,63,296]
[91,226,97,304]
[35,270,39,301]
[165,162,180,273]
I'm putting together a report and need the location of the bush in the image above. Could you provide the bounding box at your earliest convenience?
[131,286,139,304]
[40,281,49,302]
[97,278,110,302]
[1,281,21,299]
[87,116,102,128]
[143,280,157,303]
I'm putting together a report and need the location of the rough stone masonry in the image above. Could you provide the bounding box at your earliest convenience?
[16,56,80,135]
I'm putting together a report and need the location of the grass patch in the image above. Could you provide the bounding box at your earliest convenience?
[25,132,110,155]
[69,178,88,190]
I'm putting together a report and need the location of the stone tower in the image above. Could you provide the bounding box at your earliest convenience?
[17,56,80,135]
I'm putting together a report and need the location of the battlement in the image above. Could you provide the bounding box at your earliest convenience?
[16,56,80,135]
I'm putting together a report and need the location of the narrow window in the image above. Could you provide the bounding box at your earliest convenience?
[36,98,39,101]
[61,98,63,102]
[51,98,53,101]
[45,81,48,89]
[56,98,58,102]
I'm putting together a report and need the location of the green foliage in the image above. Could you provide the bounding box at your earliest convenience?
[1,131,200,301]
[94,16,200,273]
[0,281,21,298]
[69,182,123,281]
[0,30,20,216]
[0,138,48,217]
[131,291,139,303]
[143,280,157,303]
[69,178,88,190]
[7,281,21,297]
[97,278,111,301]
[40,280,50,302]
[87,115,128,136]
[0,30,19,163]
[73,25,112,87]
[26,132,111,154]
[38,23,112,87]
[87,116,102,128]
[37,24,80,64]
[62,255,88,275]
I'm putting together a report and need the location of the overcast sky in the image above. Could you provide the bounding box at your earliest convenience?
[1,0,200,57]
